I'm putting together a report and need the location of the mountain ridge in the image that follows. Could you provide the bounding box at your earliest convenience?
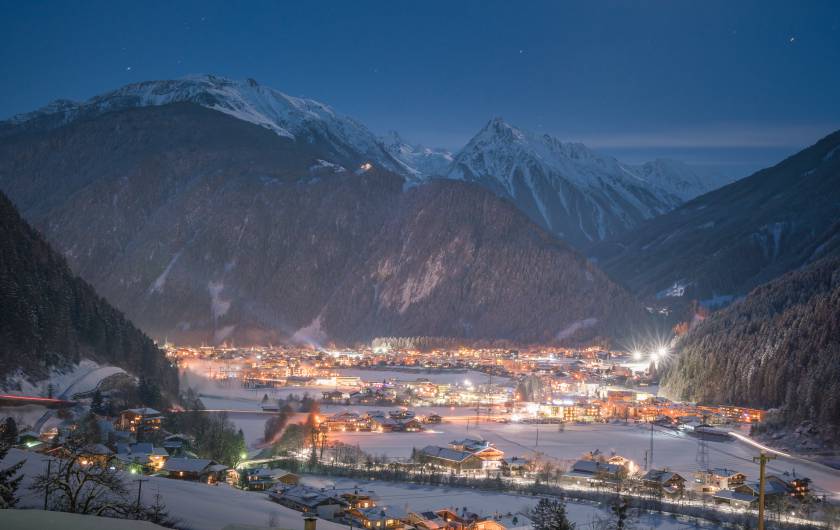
[593,128,840,310]
[0,101,649,346]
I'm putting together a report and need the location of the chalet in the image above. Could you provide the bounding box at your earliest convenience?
[502,456,531,477]
[407,511,449,530]
[641,469,686,497]
[322,390,347,403]
[163,457,228,483]
[368,412,423,432]
[117,407,163,434]
[713,490,758,509]
[735,476,791,500]
[418,446,484,475]
[240,467,300,490]
[78,443,114,467]
[694,468,746,493]
[347,506,407,529]
[424,414,443,424]
[115,442,169,471]
[340,491,376,509]
[562,459,623,485]
[448,439,504,473]
[268,484,347,515]
[790,477,811,499]
[469,519,504,530]
[162,434,192,455]
[322,412,366,432]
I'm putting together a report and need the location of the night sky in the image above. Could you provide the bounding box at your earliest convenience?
[2,0,839,176]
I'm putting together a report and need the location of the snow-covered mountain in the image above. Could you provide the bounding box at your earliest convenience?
[626,158,713,202]
[380,130,454,177]
[444,118,714,246]
[4,74,408,177]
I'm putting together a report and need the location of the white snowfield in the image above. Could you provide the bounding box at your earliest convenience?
[3,449,348,530]
[2,449,703,530]
[300,476,700,530]
[324,419,840,501]
[0,509,168,530]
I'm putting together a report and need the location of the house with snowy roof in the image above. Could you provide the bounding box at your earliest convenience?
[163,457,228,483]
[562,459,624,485]
[641,469,686,497]
[268,484,348,514]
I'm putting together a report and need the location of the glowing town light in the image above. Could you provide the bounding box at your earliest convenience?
[463,379,473,387]
[632,350,642,361]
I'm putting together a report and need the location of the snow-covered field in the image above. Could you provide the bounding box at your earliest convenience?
[2,449,712,530]
[3,449,347,530]
[325,420,840,500]
[183,368,840,500]
[336,368,510,386]
[299,476,709,530]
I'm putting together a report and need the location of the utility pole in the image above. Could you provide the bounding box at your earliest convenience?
[753,452,776,530]
[648,422,654,470]
[43,458,52,510]
[135,476,149,515]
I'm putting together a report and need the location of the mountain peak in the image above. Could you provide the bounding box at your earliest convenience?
[5,74,408,177]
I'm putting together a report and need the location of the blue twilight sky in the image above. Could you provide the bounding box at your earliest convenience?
[2,0,839,176]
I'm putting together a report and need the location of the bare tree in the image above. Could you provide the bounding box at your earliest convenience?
[30,444,129,516]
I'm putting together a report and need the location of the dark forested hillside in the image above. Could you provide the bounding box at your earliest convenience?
[0,102,649,346]
[661,257,840,437]
[0,191,177,395]
[594,129,840,309]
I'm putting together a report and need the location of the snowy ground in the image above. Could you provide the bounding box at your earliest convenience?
[324,420,840,500]
[0,509,167,530]
[184,370,840,500]
[300,476,712,530]
[3,449,347,530]
[2,449,715,530]
[336,368,511,386]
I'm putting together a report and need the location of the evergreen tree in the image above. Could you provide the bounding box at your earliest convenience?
[0,418,18,447]
[611,497,631,530]
[0,430,24,508]
[532,497,574,530]
[90,389,105,415]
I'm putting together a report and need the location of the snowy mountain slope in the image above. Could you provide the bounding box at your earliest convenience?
[381,130,454,177]
[595,128,840,306]
[627,158,713,202]
[3,74,409,177]
[444,118,715,246]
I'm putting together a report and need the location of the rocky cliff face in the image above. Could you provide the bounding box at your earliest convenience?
[0,190,177,394]
[0,102,647,346]
[661,257,840,436]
